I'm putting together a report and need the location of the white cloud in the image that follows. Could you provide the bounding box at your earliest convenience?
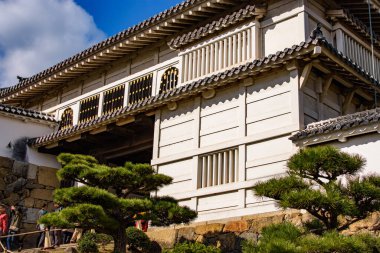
[0,0,106,87]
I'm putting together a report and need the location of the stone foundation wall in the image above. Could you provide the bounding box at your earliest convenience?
[0,156,59,247]
[147,210,380,252]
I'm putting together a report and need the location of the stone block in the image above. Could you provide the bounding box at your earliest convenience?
[27,164,38,179]
[12,160,28,177]
[37,166,59,188]
[23,222,38,232]
[5,177,27,194]
[35,199,49,209]
[214,233,237,251]
[0,156,14,169]
[224,220,249,233]
[3,193,20,205]
[30,189,53,201]
[25,182,45,189]
[239,231,259,242]
[4,174,17,184]
[177,227,196,242]
[195,223,224,235]
[147,229,178,248]
[23,198,35,208]
[25,208,39,223]
[0,178,5,191]
[64,247,79,253]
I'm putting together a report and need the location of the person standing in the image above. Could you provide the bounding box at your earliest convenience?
[36,204,48,248]
[50,203,63,247]
[0,206,9,251]
[6,206,22,251]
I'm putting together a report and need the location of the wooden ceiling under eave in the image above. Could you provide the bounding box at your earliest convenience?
[337,0,380,33]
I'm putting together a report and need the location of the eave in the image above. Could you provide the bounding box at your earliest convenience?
[290,108,380,147]
[31,38,380,149]
[0,0,240,105]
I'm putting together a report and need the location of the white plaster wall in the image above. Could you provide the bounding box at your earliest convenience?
[262,0,306,56]
[333,133,380,175]
[0,115,60,168]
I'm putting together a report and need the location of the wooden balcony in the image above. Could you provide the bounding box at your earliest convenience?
[180,22,256,83]
[51,60,179,128]
[334,26,380,81]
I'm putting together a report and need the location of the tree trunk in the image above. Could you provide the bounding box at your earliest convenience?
[113,227,127,253]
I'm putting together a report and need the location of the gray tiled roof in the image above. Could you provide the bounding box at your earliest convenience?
[32,38,380,146]
[290,108,380,141]
[168,4,258,49]
[0,0,207,98]
[0,104,57,122]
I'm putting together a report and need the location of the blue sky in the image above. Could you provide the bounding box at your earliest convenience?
[75,0,183,36]
[0,0,183,87]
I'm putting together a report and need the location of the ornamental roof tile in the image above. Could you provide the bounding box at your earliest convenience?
[32,38,380,146]
[0,103,57,122]
[168,4,259,49]
[290,108,380,141]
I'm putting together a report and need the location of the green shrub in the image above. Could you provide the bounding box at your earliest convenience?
[78,232,99,253]
[242,222,380,253]
[125,227,151,252]
[164,242,221,253]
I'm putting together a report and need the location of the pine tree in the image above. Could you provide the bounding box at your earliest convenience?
[40,153,197,253]
[253,145,380,231]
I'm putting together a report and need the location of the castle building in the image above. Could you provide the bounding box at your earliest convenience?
[1,0,380,224]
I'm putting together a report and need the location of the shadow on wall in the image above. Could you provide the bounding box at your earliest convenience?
[7,137,28,162]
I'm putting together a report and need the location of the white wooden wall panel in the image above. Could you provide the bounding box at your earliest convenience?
[157,159,193,195]
[200,127,239,147]
[245,189,272,206]
[200,86,239,115]
[197,191,239,212]
[199,87,240,147]
[200,108,238,136]
[159,139,194,157]
[178,199,193,209]
[247,113,293,136]
[246,161,287,181]
[160,120,193,147]
[246,136,294,167]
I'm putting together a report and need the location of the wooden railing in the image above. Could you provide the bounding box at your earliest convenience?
[128,73,154,105]
[59,108,73,130]
[198,147,239,188]
[50,60,180,128]
[181,22,255,83]
[159,67,179,94]
[78,94,100,123]
[335,29,380,80]
[102,84,125,114]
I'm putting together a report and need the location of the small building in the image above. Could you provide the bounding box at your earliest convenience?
[0,0,379,226]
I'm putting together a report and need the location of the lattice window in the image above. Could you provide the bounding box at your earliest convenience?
[128,73,153,105]
[159,67,179,94]
[102,84,125,114]
[59,108,73,130]
[79,94,100,123]
[199,147,239,188]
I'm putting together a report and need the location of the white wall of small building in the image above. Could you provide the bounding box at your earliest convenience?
[333,133,380,175]
[0,115,60,168]
[153,68,301,222]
